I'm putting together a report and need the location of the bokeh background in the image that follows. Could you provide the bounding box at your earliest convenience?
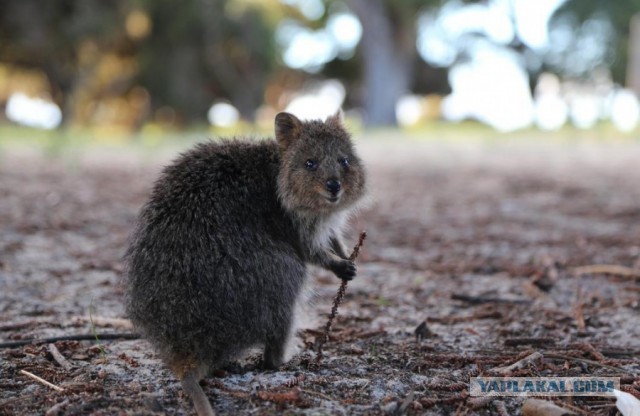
[1,0,640,137]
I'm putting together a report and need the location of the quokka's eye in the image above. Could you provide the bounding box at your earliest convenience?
[339,157,350,168]
[305,159,318,171]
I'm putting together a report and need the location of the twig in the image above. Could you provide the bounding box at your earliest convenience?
[45,399,70,416]
[71,316,133,329]
[255,387,300,403]
[572,264,640,279]
[600,348,640,358]
[0,320,49,331]
[47,344,72,371]
[19,369,64,392]
[574,342,605,362]
[544,353,634,374]
[397,391,415,415]
[470,347,640,358]
[493,400,509,416]
[451,293,531,305]
[573,286,586,331]
[504,337,556,347]
[490,351,543,375]
[522,399,581,416]
[467,396,495,410]
[312,231,367,369]
[620,385,640,400]
[467,396,493,410]
[0,333,140,349]
[552,399,591,416]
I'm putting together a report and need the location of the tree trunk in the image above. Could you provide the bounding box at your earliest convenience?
[349,0,413,127]
[199,0,263,122]
[627,13,640,95]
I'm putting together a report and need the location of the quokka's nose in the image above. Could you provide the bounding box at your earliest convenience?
[325,179,341,194]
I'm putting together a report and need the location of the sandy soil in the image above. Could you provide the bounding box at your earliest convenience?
[1,136,639,415]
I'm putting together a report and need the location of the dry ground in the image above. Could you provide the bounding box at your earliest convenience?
[1,134,639,415]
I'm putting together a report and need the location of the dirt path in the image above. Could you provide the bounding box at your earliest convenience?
[1,137,639,415]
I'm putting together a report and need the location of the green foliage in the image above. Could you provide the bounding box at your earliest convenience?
[551,0,640,83]
[0,0,280,125]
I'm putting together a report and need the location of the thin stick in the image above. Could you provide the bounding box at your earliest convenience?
[572,265,640,279]
[451,293,531,305]
[573,285,586,331]
[467,396,493,410]
[312,231,367,369]
[0,320,47,331]
[493,400,509,416]
[552,399,592,416]
[45,399,70,416]
[48,344,72,371]
[504,337,556,347]
[19,369,65,392]
[544,353,634,374]
[71,316,133,329]
[490,351,543,375]
[0,333,140,349]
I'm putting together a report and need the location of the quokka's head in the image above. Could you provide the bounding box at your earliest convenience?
[275,111,367,216]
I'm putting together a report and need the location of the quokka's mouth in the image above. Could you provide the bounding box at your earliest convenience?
[320,191,341,204]
[319,189,343,204]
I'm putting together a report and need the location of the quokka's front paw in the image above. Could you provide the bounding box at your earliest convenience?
[330,259,357,281]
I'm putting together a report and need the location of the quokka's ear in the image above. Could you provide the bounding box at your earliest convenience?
[326,109,344,127]
[275,112,302,151]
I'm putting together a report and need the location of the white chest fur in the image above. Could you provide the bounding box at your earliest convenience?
[311,211,348,252]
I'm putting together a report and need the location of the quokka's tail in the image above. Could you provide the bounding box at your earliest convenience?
[181,370,215,416]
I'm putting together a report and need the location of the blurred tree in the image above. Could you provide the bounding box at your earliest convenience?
[348,0,448,127]
[9,0,632,130]
[0,0,279,127]
[0,0,128,125]
[278,0,445,127]
[549,0,640,86]
[348,0,414,127]
[629,14,640,95]
[137,0,277,123]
